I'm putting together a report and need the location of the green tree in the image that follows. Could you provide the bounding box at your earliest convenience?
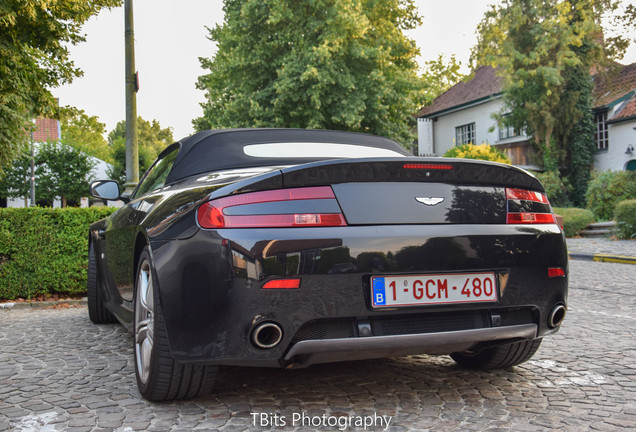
[562,54,596,207]
[473,1,621,157]
[59,108,111,162]
[107,117,174,183]
[420,55,465,106]
[36,141,95,207]
[0,152,32,206]
[0,142,94,207]
[107,137,155,184]
[0,0,121,174]
[473,0,625,204]
[195,0,426,148]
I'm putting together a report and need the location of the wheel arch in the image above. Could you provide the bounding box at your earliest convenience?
[133,231,150,283]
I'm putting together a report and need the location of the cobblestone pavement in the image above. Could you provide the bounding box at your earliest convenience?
[567,237,636,257]
[1,260,635,432]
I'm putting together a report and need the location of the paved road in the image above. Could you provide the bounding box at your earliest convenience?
[1,260,635,432]
[567,238,636,257]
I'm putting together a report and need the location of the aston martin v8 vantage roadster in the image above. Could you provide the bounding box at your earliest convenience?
[88,128,568,401]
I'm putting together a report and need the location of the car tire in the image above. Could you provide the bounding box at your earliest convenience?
[133,246,218,401]
[450,338,542,370]
[87,243,117,324]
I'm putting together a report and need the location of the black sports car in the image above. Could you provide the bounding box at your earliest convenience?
[88,128,567,401]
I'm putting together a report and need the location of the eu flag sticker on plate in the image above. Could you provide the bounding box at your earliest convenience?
[372,277,386,305]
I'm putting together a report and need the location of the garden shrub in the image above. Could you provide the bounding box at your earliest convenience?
[443,143,511,164]
[585,170,636,221]
[615,199,636,240]
[552,207,594,238]
[534,170,571,208]
[0,207,116,300]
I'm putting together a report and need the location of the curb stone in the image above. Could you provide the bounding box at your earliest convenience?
[568,253,636,265]
[0,297,88,310]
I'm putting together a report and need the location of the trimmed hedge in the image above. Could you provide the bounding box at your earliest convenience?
[552,207,595,238]
[615,199,636,240]
[0,207,116,300]
[586,170,636,221]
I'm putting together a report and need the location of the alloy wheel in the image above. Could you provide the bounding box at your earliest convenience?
[134,260,154,384]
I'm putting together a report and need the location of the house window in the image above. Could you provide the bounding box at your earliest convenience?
[499,115,521,140]
[594,111,608,151]
[455,123,475,146]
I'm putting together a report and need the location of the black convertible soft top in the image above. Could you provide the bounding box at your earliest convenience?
[165,128,410,183]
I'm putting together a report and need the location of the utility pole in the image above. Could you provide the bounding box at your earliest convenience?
[124,0,139,193]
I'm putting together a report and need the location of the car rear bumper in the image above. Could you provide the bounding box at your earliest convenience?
[284,324,538,367]
[150,224,567,367]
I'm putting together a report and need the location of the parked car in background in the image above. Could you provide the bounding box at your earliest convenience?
[88,128,568,401]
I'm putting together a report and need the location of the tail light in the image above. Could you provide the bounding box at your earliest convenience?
[197,186,347,229]
[262,278,301,289]
[506,188,556,224]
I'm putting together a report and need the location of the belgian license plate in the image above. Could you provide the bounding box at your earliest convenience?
[371,272,497,308]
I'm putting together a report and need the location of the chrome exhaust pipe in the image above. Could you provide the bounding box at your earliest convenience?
[252,322,283,349]
[548,305,566,328]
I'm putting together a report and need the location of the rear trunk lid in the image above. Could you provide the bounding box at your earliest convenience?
[279,158,547,225]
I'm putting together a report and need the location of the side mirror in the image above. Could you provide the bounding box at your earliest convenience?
[90,180,121,201]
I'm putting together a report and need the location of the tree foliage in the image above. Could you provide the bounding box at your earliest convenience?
[473,0,626,205]
[0,0,121,175]
[420,55,466,106]
[562,57,596,207]
[0,152,32,203]
[0,142,94,207]
[473,1,622,153]
[107,117,174,183]
[195,0,426,147]
[36,141,95,207]
[59,108,111,162]
[586,170,636,220]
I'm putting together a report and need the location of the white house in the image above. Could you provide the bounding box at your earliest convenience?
[416,65,636,172]
[591,63,636,171]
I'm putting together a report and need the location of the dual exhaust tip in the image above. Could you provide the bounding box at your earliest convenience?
[251,322,283,349]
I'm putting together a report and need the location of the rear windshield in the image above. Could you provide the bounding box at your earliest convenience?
[243,142,405,158]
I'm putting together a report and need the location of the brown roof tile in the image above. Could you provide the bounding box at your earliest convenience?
[608,94,636,122]
[593,62,636,108]
[416,62,636,119]
[416,66,502,118]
